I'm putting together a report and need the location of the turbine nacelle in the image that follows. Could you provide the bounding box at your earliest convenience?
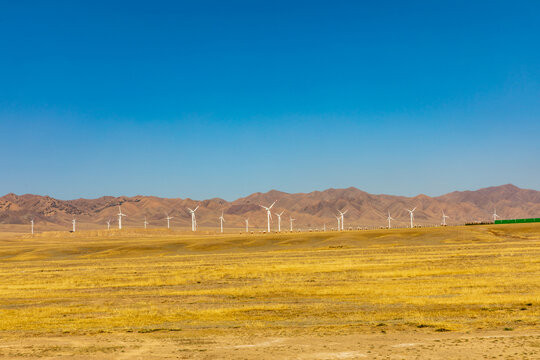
[188,205,200,213]
[259,200,277,211]
[117,206,127,218]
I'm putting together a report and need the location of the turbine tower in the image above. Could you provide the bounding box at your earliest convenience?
[442,211,449,226]
[30,218,34,235]
[387,211,394,229]
[338,209,348,231]
[219,212,225,233]
[106,218,111,230]
[406,207,417,228]
[117,206,127,229]
[245,218,249,233]
[144,217,149,229]
[275,211,284,232]
[289,216,295,231]
[335,215,341,231]
[187,205,199,231]
[166,214,174,229]
[259,200,276,233]
[493,209,500,222]
[72,217,76,232]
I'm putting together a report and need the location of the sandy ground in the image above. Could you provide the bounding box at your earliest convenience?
[0,330,539,359]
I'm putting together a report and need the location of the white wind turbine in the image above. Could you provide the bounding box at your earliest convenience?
[289,216,295,231]
[219,211,225,233]
[187,205,199,232]
[144,217,149,229]
[106,218,111,230]
[323,223,326,232]
[338,209,348,231]
[406,207,417,228]
[493,208,500,222]
[72,217,76,232]
[117,206,127,229]
[442,211,449,226]
[335,215,341,231]
[245,218,249,233]
[387,211,394,229]
[30,218,34,235]
[165,213,174,229]
[275,211,284,232]
[259,200,276,233]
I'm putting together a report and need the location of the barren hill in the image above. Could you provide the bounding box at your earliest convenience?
[1,184,538,230]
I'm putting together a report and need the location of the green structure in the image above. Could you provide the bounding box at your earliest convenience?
[495,218,540,224]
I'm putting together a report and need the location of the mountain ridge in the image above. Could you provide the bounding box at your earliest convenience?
[1,184,539,229]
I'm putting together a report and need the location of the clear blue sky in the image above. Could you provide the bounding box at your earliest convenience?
[1,1,539,200]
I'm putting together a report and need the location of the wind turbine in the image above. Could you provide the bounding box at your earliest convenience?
[442,211,449,226]
[144,217,149,229]
[245,218,249,233]
[335,215,341,231]
[493,209,500,222]
[72,217,76,232]
[106,218,111,230]
[338,209,348,231]
[406,207,417,228]
[30,218,34,235]
[187,205,199,231]
[165,214,174,229]
[289,216,295,231]
[323,223,326,232]
[275,211,284,232]
[117,206,127,229]
[259,200,276,233]
[219,212,225,233]
[387,211,394,229]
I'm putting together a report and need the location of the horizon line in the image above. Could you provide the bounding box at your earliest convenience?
[0,183,526,202]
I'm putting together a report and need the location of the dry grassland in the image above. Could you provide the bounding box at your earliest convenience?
[0,224,539,359]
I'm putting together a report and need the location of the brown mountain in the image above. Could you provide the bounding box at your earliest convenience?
[1,184,538,230]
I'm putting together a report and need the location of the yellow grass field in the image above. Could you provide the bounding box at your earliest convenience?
[0,224,539,359]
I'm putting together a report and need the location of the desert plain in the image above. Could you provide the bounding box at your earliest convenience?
[0,223,539,359]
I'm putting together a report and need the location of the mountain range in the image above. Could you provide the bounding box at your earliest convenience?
[1,184,539,230]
